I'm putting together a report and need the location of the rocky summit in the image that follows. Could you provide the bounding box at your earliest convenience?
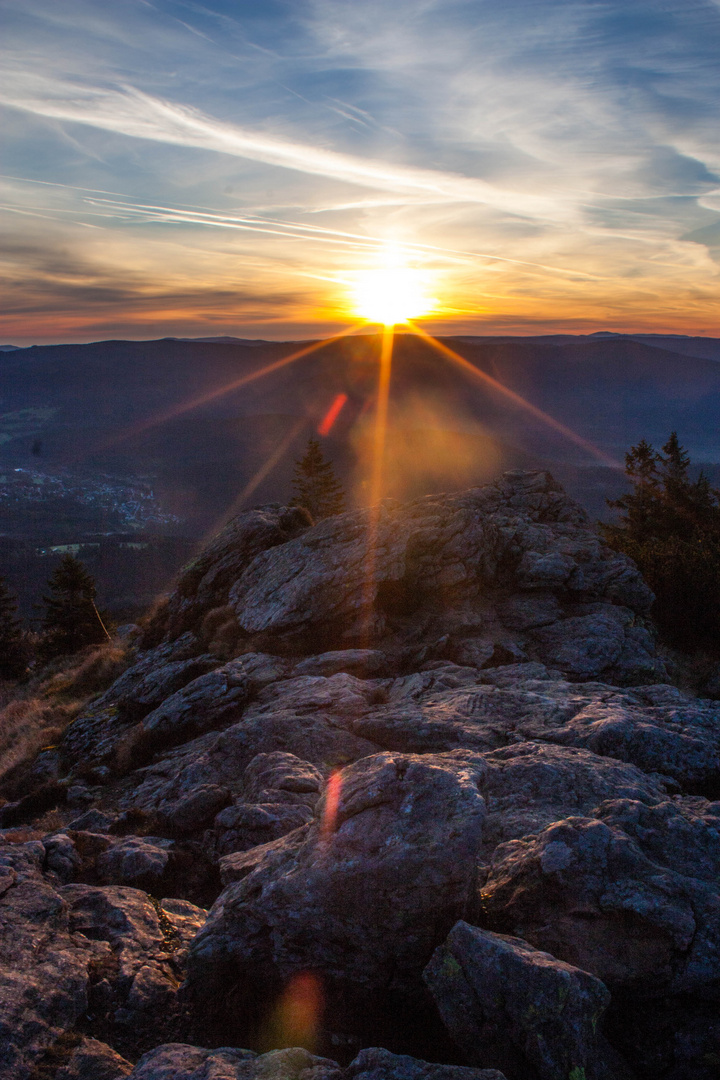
[2,471,720,1080]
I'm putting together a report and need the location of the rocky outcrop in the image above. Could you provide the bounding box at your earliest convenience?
[424,921,620,1080]
[125,1046,507,1080]
[3,473,720,1079]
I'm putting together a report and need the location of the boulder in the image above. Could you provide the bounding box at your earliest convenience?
[480,805,720,995]
[349,674,720,797]
[127,1046,338,1080]
[139,661,252,747]
[346,1048,506,1080]
[294,650,391,678]
[141,505,312,645]
[185,752,487,1046]
[220,475,654,679]
[54,1037,133,1079]
[424,921,618,1080]
[125,1046,508,1080]
[0,841,97,1080]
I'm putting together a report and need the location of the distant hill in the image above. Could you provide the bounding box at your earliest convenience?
[3,330,719,618]
[2,332,719,534]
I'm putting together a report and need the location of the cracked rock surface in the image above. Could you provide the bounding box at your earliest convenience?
[2,473,719,1080]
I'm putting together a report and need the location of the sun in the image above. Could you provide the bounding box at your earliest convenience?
[349,246,434,325]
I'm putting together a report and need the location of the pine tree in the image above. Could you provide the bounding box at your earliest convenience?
[290,437,346,521]
[601,432,720,648]
[38,554,109,659]
[604,432,720,545]
[0,576,27,679]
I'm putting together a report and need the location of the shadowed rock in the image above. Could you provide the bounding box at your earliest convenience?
[185,752,487,1048]
[424,921,621,1080]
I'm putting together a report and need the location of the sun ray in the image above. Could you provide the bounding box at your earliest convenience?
[359,324,395,643]
[96,325,361,455]
[369,325,394,508]
[196,416,309,551]
[406,322,621,468]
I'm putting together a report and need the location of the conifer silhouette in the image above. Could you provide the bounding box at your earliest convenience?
[291,436,345,521]
[0,575,27,679]
[39,554,109,659]
[602,432,720,647]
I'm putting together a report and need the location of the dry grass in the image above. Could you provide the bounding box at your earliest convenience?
[201,605,240,658]
[0,696,80,791]
[0,640,133,795]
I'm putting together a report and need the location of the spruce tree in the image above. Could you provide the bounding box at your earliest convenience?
[38,554,109,659]
[0,576,27,679]
[601,432,720,648]
[290,437,346,521]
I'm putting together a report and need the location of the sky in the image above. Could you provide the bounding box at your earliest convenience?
[2,0,720,344]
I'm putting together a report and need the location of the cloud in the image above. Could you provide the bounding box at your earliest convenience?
[0,73,566,220]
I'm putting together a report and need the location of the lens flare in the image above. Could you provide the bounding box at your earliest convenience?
[320,771,342,837]
[261,971,324,1052]
[318,393,348,435]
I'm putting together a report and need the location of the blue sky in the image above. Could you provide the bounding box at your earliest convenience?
[2,0,720,342]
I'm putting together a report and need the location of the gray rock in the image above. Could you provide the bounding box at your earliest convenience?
[95,836,174,887]
[346,1048,506,1080]
[424,921,616,1080]
[54,1037,133,1079]
[211,753,324,853]
[60,634,205,768]
[117,654,221,719]
[242,752,323,804]
[533,610,627,678]
[481,806,720,995]
[224,475,652,677]
[0,841,97,1080]
[470,742,666,855]
[497,593,562,631]
[139,661,252,746]
[68,809,118,833]
[160,784,233,835]
[294,650,391,678]
[186,752,487,1040]
[127,1045,337,1080]
[141,504,312,644]
[43,832,83,883]
[122,680,381,828]
[349,675,719,795]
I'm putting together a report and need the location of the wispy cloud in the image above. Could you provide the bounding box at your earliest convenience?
[2,0,720,342]
[0,74,565,220]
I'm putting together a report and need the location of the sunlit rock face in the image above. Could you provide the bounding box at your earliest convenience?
[143,470,660,686]
[4,471,720,1080]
